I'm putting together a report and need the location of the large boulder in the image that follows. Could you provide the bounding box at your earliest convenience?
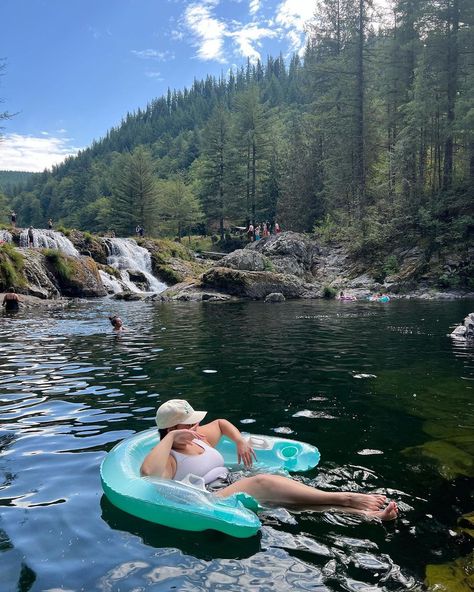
[450,313,474,340]
[44,253,107,297]
[68,230,109,264]
[201,267,306,299]
[219,249,269,272]
[247,232,320,279]
[20,249,61,299]
[160,280,232,302]
[264,292,285,303]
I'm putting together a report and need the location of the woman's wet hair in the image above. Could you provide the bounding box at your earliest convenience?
[158,428,168,440]
[8,287,15,293]
[109,315,120,326]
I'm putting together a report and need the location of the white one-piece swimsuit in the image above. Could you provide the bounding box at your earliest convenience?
[170,439,229,485]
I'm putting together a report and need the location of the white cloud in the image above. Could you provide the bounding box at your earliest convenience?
[145,71,163,80]
[275,0,314,53]
[181,0,314,64]
[0,133,81,172]
[230,23,277,62]
[184,2,228,62]
[249,0,261,15]
[131,49,175,61]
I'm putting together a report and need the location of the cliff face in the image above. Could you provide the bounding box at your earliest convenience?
[0,245,106,299]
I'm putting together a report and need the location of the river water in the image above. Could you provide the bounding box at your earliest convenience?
[1,299,473,591]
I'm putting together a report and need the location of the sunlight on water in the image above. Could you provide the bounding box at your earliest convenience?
[1,299,473,591]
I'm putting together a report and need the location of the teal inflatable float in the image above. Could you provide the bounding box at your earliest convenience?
[100,428,320,538]
[369,295,390,303]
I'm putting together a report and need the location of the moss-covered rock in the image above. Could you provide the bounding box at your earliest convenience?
[201,266,305,299]
[68,230,109,264]
[44,250,106,297]
[403,440,474,479]
[136,237,208,285]
[457,511,474,539]
[425,552,474,592]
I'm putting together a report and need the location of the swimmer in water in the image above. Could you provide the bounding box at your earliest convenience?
[109,315,125,331]
[2,287,20,312]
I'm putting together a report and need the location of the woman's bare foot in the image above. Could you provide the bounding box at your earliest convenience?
[367,500,398,521]
[346,493,387,511]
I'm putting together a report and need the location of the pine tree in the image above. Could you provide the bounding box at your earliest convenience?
[234,86,271,224]
[112,146,158,236]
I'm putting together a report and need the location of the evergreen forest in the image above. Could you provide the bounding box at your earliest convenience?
[2,0,473,258]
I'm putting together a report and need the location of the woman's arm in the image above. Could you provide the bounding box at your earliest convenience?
[140,429,195,478]
[199,419,256,467]
[140,432,176,478]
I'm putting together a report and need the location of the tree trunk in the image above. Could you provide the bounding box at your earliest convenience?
[442,0,459,191]
[355,0,365,215]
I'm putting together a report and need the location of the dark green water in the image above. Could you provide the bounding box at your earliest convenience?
[1,299,473,591]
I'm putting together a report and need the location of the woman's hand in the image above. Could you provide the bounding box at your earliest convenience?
[236,438,257,468]
[170,429,196,447]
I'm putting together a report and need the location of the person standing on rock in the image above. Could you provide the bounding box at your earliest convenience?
[48,219,53,230]
[247,223,254,242]
[2,287,20,312]
[274,221,281,234]
[27,226,35,247]
[10,211,17,228]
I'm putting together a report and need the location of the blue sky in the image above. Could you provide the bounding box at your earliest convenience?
[0,0,315,171]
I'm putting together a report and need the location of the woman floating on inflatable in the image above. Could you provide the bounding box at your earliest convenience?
[337,291,357,301]
[141,399,398,520]
[368,293,391,303]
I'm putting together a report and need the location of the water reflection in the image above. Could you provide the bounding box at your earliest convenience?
[0,298,473,591]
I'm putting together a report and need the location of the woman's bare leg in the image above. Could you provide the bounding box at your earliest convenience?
[215,474,398,520]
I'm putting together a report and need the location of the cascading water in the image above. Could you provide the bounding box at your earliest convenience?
[19,229,80,257]
[104,238,167,293]
[98,270,123,295]
[0,230,13,243]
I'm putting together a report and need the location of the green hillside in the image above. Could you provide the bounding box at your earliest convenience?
[0,170,39,195]
[6,0,473,260]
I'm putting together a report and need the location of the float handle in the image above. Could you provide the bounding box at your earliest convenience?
[248,436,270,449]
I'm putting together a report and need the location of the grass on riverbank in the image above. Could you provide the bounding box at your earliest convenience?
[0,243,26,290]
[43,248,74,280]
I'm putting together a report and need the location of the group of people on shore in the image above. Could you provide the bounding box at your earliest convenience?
[246,221,281,242]
[8,211,54,231]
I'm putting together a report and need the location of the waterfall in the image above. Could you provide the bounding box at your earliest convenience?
[104,238,167,293]
[19,229,80,257]
[98,270,124,295]
[0,230,13,243]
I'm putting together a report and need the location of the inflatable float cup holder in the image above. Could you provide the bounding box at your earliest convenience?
[276,443,302,468]
[278,444,299,460]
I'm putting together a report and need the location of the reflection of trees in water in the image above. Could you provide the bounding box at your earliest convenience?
[1,527,36,592]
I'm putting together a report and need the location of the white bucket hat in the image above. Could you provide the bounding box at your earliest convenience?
[155,399,207,429]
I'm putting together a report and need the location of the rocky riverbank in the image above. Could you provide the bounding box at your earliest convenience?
[1,228,472,301]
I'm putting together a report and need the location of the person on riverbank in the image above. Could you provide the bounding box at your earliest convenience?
[2,287,20,312]
[109,315,125,331]
[141,399,398,521]
[27,226,34,247]
[11,211,17,228]
[274,221,281,234]
[48,219,53,230]
[247,223,254,242]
